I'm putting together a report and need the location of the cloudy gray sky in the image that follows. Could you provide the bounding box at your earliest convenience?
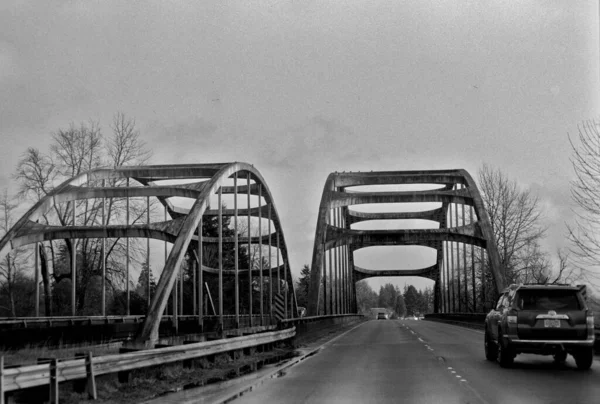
[1,1,598,293]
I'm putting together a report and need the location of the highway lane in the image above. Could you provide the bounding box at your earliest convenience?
[234,319,600,404]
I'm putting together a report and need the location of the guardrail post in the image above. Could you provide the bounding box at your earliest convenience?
[117,347,138,383]
[0,356,4,404]
[74,353,86,393]
[85,352,97,400]
[49,358,58,404]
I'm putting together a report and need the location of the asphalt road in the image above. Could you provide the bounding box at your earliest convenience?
[234,319,600,404]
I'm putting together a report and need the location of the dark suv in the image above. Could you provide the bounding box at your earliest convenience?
[484,284,595,369]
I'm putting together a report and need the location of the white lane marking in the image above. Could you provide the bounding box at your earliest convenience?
[447,367,453,370]
[431,321,484,335]
[460,379,467,382]
[451,370,456,374]
[418,337,424,342]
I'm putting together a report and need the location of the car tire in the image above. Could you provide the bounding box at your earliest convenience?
[553,351,567,364]
[484,329,498,361]
[497,331,514,368]
[574,348,593,370]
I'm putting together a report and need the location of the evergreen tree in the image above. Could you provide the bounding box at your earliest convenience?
[356,280,378,314]
[295,264,311,308]
[136,262,157,302]
[403,285,420,316]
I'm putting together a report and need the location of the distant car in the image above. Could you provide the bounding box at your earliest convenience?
[484,284,595,369]
[377,313,387,320]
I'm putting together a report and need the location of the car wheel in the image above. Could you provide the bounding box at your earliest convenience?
[553,351,567,364]
[574,348,593,370]
[484,329,498,361]
[497,331,514,368]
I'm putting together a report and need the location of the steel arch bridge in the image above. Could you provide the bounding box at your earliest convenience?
[307,169,505,316]
[0,163,298,345]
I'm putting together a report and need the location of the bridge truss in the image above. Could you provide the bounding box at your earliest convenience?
[0,163,298,345]
[307,169,505,316]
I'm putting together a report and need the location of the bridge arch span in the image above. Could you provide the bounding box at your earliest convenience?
[0,163,297,345]
[307,169,504,316]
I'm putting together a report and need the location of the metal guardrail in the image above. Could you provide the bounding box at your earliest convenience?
[0,313,362,401]
[0,314,279,350]
[0,327,295,398]
[0,314,274,328]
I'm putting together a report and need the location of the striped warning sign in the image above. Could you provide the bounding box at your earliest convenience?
[274,293,285,320]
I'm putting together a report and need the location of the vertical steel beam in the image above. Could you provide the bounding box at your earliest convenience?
[323,242,327,315]
[258,184,263,325]
[179,254,183,316]
[179,263,183,318]
[333,209,338,314]
[72,201,76,316]
[449,206,455,313]
[481,247,486,311]
[339,209,344,313]
[337,209,341,314]
[192,260,196,316]
[147,195,151,310]
[198,217,203,328]
[102,179,106,317]
[164,206,170,318]
[268,203,273,321]
[470,206,476,312]
[218,185,223,328]
[441,241,445,313]
[284,261,288,318]
[441,246,445,313]
[462,199,468,311]
[35,242,39,317]
[328,231,333,314]
[247,173,252,326]
[126,178,130,316]
[277,233,281,294]
[454,194,461,312]
[234,172,239,328]
[345,244,349,314]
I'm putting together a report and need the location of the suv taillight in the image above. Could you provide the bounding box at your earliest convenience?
[587,313,594,339]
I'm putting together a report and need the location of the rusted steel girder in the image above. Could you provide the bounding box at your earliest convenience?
[307,169,505,316]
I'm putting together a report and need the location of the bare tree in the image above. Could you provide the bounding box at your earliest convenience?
[568,119,600,288]
[478,164,547,285]
[0,190,27,317]
[12,114,153,314]
[108,112,152,168]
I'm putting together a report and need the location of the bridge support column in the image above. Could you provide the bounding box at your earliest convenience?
[198,217,203,329]
[234,173,239,328]
[247,173,252,327]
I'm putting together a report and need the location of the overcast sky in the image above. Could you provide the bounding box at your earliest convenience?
[1,1,598,293]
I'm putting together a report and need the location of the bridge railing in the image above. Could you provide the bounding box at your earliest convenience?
[0,314,278,350]
[0,327,296,400]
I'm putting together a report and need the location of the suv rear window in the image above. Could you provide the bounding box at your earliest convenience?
[516,289,581,311]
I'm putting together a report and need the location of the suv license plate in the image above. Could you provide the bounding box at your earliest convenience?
[544,319,561,328]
